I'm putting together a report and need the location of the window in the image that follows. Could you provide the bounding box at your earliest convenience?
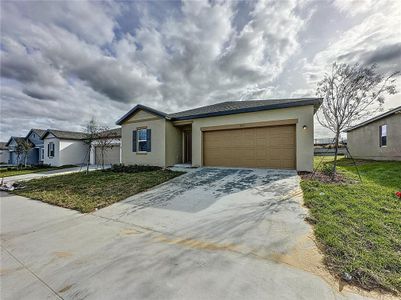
[48,142,55,157]
[40,148,44,160]
[138,129,148,152]
[379,125,387,147]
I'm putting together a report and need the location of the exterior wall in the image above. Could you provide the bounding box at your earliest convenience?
[27,132,44,164]
[165,121,182,166]
[121,110,166,167]
[44,136,61,166]
[7,139,19,165]
[0,149,10,164]
[59,140,89,166]
[347,113,401,161]
[190,105,315,172]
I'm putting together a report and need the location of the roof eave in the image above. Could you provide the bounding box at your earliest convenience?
[346,106,401,132]
[171,99,323,121]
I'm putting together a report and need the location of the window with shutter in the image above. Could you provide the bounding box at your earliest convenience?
[137,129,148,152]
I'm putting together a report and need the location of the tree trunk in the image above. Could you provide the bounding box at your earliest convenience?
[101,149,104,170]
[86,145,91,174]
[332,129,340,178]
[24,154,28,167]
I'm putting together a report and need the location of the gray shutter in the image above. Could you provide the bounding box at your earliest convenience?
[47,143,50,156]
[132,130,137,152]
[146,129,151,152]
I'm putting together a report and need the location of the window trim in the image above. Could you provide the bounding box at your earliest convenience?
[137,128,148,153]
[40,148,44,160]
[48,142,55,158]
[379,124,387,147]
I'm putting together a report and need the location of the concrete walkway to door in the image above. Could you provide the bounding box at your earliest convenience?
[1,168,379,300]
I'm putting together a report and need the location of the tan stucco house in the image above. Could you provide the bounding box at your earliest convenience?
[116,98,322,172]
[346,106,401,161]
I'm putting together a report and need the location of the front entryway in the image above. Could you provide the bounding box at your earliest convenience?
[183,130,192,164]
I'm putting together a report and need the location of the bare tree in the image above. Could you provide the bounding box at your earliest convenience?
[14,141,24,169]
[316,63,398,175]
[83,118,100,174]
[94,127,118,170]
[19,139,33,167]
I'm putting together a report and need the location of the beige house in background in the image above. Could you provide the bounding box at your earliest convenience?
[346,106,401,161]
[116,98,322,172]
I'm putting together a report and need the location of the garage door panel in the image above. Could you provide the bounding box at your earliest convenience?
[203,125,296,169]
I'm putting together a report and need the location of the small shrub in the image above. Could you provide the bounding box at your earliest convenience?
[321,163,335,177]
[110,164,162,173]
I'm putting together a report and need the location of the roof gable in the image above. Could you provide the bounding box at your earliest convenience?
[116,105,167,125]
[5,136,25,147]
[42,129,88,140]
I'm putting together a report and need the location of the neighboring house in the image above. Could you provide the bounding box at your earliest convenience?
[116,98,322,172]
[0,142,10,164]
[42,130,90,166]
[5,137,26,165]
[25,128,46,165]
[90,128,121,165]
[346,106,401,161]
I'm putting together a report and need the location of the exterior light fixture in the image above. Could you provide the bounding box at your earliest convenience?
[303,125,308,130]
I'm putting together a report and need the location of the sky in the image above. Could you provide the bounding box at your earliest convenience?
[1,0,400,141]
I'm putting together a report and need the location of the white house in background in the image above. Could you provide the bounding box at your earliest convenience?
[0,142,10,164]
[42,128,121,167]
[42,130,90,166]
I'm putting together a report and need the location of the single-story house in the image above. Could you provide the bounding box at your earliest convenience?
[0,142,10,164]
[5,136,26,165]
[42,128,122,167]
[42,129,90,167]
[116,98,322,172]
[25,128,46,165]
[346,106,401,161]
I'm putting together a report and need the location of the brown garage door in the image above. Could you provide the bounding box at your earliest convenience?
[203,125,296,169]
[95,145,120,165]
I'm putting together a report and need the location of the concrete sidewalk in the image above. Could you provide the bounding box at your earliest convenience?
[1,165,109,184]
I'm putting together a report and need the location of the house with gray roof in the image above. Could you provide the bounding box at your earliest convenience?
[116,98,322,171]
[346,106,401,161]
[42,128,121,166]
[5,137,27,165]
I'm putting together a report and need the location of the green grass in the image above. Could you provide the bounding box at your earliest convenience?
[0,165,76,178]
[301,157,401,294]
[12,169,183,213]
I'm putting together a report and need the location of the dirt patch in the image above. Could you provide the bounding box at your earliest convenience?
[299,171,351,184]
[54,251,73,258]
[58,284,73,293]
[154,235,238,252]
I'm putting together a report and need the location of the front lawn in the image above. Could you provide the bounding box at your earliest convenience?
[12,169,183,213]
[0,165,76,178]
[301,157,401,294]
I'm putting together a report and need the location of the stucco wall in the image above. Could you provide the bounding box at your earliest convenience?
[59,140,89,166]
[165,121,182,166]
[347,113,401,161]
[44,136,60,166]
[121,110,166,167]
[0,149,10,164]
[190,105,315,172]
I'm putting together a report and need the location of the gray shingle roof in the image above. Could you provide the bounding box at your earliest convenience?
[116,98,322,124]
[30,128,46,138]
[346,106,401,132]
[167,98,322,120]
[5,136,26,147]
[95,128,121,139]
[43,129,89,140]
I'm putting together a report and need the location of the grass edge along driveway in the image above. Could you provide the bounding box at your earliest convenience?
[12,169,183,213]
[0,165,76,178]
[301,157,401,295]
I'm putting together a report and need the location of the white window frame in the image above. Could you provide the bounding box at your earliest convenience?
[40,148,44,160]
[137,128,147,153]
[48,142,55,158]
[379,124,387,147]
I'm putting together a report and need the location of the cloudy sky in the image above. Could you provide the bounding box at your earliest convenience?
[1,0,400,140]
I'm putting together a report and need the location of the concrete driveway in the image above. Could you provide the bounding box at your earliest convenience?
[1,168,374,300]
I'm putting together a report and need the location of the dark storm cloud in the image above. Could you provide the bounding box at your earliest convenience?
[365,43,401,65]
